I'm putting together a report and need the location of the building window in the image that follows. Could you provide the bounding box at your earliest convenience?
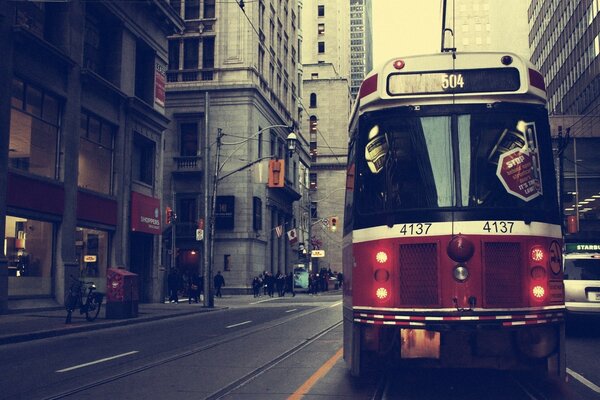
[253,196,262,231]
[180,122,199,156]
[310,201,318,218]
[318,5,325,17]
[132,133,155,186]
[76,227,109,278]
[310,172,318,190]
[135,40,155,105]
[203,37,215,68]
[184,0,199,20]
[318,41,325,53]
[318,23,325,35]
[310,93,317,108]
[6,216,54,296]
[168,40,180,70]
[83,10,120,84]
[183,38,199,69]
[204,0,215,18]
[9,78,60,180]
[79,111,115,194]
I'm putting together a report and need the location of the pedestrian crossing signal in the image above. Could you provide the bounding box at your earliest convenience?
[166,207,173,224]
[268,159,285,187]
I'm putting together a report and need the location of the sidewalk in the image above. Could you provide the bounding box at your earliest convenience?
[0,299,230,346]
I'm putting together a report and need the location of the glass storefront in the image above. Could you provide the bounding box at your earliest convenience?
[5,216,54,296]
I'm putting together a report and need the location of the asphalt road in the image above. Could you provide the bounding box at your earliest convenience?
[2,295,600,400]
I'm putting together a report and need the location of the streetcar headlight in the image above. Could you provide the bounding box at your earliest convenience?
[452,264,469,282]
[375,287,389,300]
[375,251,388,263]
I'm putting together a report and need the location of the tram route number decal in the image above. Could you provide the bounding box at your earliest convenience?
[399,223,432,235]
[441,73,465,90]
[482,221,514,233]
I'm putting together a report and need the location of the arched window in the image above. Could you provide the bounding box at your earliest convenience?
[310,93,317,108]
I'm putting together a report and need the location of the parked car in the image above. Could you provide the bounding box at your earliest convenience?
[563,250,600,316]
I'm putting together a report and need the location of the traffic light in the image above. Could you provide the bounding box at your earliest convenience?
[329,216,338,232]
[268,159,285,187]
[166,207,173,224]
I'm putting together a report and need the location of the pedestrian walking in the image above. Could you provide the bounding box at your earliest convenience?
[188,273,201,303]
[168,268,180,303]
[252,276,262,297]
[214,271,225,298]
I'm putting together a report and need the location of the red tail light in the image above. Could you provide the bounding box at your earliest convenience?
[530,246,546,263]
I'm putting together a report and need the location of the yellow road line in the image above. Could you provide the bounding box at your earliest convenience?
[287,347,343,400]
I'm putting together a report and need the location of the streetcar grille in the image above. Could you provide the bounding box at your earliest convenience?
[399,243,439,306]
[483,242,523,307]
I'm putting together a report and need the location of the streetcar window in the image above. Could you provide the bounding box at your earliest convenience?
[354,104,557,218]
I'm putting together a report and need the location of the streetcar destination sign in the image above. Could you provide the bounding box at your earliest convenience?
[387,67,520,96]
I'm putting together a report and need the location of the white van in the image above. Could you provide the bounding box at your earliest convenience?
[563,243,600,316]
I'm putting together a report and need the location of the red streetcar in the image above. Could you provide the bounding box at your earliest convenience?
[343,52,565,379]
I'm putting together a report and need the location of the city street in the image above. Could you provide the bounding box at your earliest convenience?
[1,293,600,399]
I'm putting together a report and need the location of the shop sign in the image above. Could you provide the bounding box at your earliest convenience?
[312,250,325,257]
[131,191,161,234]
[84,255,97,262]
[154,62,166,108]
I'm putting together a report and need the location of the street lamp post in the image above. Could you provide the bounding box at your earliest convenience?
[203,124,297,307]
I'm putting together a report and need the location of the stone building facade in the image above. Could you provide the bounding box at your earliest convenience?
[0,0,182,312]
[164,0,303,292]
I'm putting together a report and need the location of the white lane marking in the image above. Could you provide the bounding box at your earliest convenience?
[56,351,139,373]
[329,301,342,308]
[226,320,252,329]
[286,309,298,313]
[250,297,279,304]
[567,368,600,393]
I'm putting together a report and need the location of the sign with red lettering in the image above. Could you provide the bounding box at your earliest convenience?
[496,148,541,202]
[131,191,161,234]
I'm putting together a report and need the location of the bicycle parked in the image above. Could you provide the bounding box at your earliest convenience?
[64,276,104,323]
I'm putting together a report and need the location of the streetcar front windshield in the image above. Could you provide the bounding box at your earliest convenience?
[354,103,558,221]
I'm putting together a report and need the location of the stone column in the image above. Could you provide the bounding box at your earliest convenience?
[0,2,15,313]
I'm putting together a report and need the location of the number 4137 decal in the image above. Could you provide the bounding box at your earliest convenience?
[483,221,514,233]
[399,223,432,235]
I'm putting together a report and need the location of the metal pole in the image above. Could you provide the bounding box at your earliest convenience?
[574,137,580,232]
[208,129,222,307]
[203,92,211,307]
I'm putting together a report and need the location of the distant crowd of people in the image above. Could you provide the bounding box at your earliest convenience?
[251,268,343,298]
[251,271,296,298]
[167,268,225,304]
[167,267,343,303]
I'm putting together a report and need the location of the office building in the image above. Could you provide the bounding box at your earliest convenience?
[0,1,182,312]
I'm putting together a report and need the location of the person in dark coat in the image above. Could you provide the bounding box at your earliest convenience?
[188,273,201,303]
[168,268,180,303]
[214,271,225,298]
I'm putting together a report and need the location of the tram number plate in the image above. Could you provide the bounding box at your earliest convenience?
[587,291,600,301]
[399,223,432,235]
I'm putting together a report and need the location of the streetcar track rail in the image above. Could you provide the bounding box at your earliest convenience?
[41,304,341,400]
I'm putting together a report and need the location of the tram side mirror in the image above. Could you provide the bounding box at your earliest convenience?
[365,125,388,174]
